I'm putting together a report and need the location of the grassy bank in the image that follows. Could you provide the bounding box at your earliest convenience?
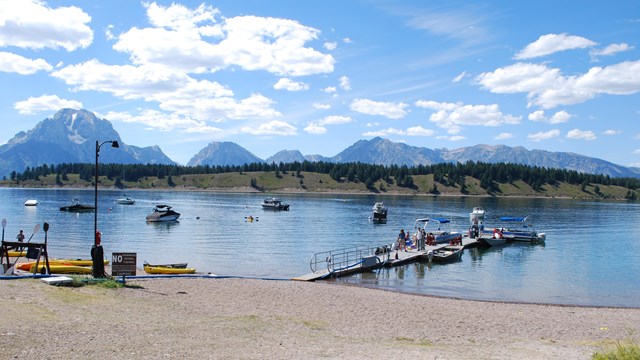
[2,171,637,200]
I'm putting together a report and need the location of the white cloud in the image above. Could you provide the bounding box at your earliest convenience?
[567,128,596,141]
[437,135,466,141]
[317,115,352,126]
[452,71,466,83]
[495,132,514,140]
[322,86,337,93]
[476,61,640,109]
[104,109,219,133]
[339,76,351,91]
[528,110,572,124]
[514,33,596,59]
[343,38,352,44]
[112,2,334,76]
[0,0,93,51]
[324,41,337,50]
[350,98,409,119]
[14,95,82,115]
[312,103,331,110]
[304,123,326,134]
[415,100,520,134]
[590,43,633,57]
[602,129,620,136]
[0,52,52,75]
[632,149,640,155]
[362,126,435,137]
[528,129,560,142]
[273,78,309,91]
[240,120,296,136]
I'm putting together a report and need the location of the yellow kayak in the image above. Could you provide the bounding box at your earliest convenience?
[4,250,27,257]
[144,265,196,275]
[30,264,92,274]
[16,259,110,271]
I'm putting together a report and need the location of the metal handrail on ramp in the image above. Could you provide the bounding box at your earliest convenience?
[309,244,391,274]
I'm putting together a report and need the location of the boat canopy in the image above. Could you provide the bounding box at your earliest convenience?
[499,216,527,222]
[431,217,450,224]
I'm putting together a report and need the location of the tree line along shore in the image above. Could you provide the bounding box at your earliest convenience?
[1,161,639,200]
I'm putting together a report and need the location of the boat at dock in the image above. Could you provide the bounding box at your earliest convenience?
[482,216,545,244]
[428,245,463,263]
[371,202,388,221]
[412,218,462,245]
[261,197,289,211]
[469,207,485,224]
[59,199,94,212]
[477,231,511,247]
[146,205,180,222]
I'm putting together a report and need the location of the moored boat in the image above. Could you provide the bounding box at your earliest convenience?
[413,218,462,245]
[469,207,485,224]
[146,205,180,222]
[428,245,464,263]
[24,199,38,206]
[60,199,94,212]
[371,202,388,221]
[482,216,546,244]
[143,264,196,274]
[477,229,510,247]
[116,194,135,205]
[261,197,289,211]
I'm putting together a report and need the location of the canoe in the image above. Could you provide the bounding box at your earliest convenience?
[16,259,110,271]
[143,265,196,274]
[29,264,92,274]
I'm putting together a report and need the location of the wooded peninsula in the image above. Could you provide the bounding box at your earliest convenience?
[2,161,639,200]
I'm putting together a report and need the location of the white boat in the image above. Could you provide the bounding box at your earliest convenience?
[24,199,38,206]
[261,198,289,211]
[412,218,462,245]
[371,202,388,221]
[481,216,546,244]
[116,194,135,205]
[469,207,485,224]
[146,205,180,222]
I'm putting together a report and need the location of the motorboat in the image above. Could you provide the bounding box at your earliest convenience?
[24,199,38,206]
[428,245,464,263]
[261,197,290,211]
[116,194,135,205]
[60,199,95,212]
[481,216,546,244]
[412,218,462,245]
[371,202,388,221]
[469,207,485,224]
[477,230,510,247]
[146,205,180,222]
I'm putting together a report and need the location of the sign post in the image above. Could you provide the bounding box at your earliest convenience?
[111,252,136,284]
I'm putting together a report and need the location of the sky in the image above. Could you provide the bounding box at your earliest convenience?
[1,1,639,167]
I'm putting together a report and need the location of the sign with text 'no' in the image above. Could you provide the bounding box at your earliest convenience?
[112,252,136,276]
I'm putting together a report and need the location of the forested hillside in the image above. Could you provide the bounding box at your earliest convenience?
[3,161,639,200]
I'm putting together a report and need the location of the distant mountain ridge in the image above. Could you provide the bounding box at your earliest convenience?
[0,109,175,177]
[3,108,639,179]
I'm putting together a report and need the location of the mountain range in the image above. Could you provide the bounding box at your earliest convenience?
[2,108,640,179]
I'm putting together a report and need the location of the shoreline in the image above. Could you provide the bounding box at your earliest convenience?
[2,277,639,359]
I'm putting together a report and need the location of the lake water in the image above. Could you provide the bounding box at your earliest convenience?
[2,188,639,308]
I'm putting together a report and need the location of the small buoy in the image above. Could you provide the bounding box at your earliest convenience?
[196,216,200,220]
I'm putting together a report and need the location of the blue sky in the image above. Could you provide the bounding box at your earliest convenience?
[1,1,639,167]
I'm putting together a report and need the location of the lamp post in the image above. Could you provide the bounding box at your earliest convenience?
[93,140,119,277]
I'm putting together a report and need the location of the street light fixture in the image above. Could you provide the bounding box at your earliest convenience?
[92,140,119,278]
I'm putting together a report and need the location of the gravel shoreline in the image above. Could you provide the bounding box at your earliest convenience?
[1,277,639,359]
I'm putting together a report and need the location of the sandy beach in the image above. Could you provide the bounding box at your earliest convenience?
[1,277,639,359]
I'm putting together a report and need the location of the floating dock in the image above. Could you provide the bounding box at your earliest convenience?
[293,237,478,281]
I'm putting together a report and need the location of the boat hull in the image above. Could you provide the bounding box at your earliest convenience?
[144,265,195,274]
[29,264,92,274]
[146,214,180,222]
[430,245,463,263]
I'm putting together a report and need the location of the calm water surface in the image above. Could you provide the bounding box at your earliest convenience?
[2,188,639,308]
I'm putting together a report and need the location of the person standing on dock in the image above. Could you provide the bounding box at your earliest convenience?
[398,229,407,252]
[16,229,25,251]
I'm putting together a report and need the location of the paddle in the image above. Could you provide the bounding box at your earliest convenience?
[27,223,40,243]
